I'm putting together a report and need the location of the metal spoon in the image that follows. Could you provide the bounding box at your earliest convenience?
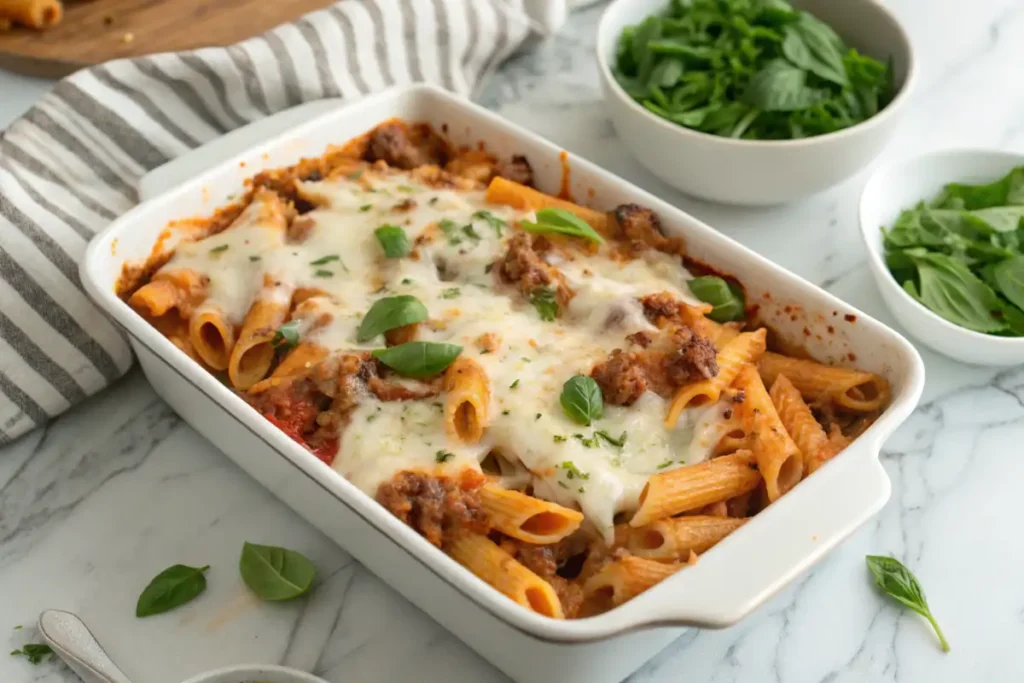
[37,610,134,683]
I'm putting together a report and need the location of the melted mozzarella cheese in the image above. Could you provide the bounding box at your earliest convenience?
[157,168,728,540]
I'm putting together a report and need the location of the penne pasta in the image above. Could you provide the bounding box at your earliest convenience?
[758,352,890,413]
[770,374,841,475]
[627,515,747,561]
[444,357,490,443]
[0,0,62,29]
[666,328,767,427]
[188,304,235,371]
[735,365,804,502]
[479,485,583,544]
[446,533,564,619]
[630,451,762,527]
[485,176,609,234]
[229,277,295,389]
[128,269,206,320]
[582,555,684,606]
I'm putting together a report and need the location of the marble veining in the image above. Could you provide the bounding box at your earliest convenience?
[3,0,1024,681]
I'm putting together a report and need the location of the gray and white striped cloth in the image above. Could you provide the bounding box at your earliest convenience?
[0,0,535,443]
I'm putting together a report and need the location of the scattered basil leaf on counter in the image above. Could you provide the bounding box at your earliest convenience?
[688,276,746,322]
[357,295,428,342]
[529,286,559,322]
[520,208,605,244]
[136,564,209,617]
[10,644,53,664]
[560,375,604,426]
[239,543,315,601]
[372,341,462,378]
[374,225,411,258]
[866,555,949,653]
[271,320,301,350]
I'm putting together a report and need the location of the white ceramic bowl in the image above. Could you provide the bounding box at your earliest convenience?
[180,664,327,683]
[596,0,918,205]
[859,149,1024,366]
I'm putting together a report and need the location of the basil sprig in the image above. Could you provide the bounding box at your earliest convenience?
[560,375,604,426]
[136,564,209,617]
[374,225,411,258]
[520,208,605,244]
[271,320,301,350]
[866,555,949,652]
[373,341,462,378]
[10,644,53,665]
[688,276,746,322]
[357,295,428,342]
[239,542,316,601]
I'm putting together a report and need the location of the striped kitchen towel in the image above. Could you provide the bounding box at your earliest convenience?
[0,0,539,443]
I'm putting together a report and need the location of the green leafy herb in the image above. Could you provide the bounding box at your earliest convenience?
[357,295,428,342]
[866,555,949,652]
[688,276,746,322]
[462,224,482,241]
[310,254,340,266]
[359,204,373,212]
[439,218,463,245]
[613,0,892,140]
[656,460,674,469]
[992,255,1024,311]
[521,208,604,244]
[374,225,411,258]
[484,262,494,274]
[530,286,559,321]
[10,644,53,665]
[209,244,229,254]
[535,412,542,420]
[559,461,590,480]
[372,341,462,378]
[553,435,567,443]
[136,564,209,617]
[473,210,506,236]
[595,430,628,448]
[240,542,316,601]
[271,320,301,350]
[397,184,416,193]
[441,287,461,299]
[560,375,603,426]
[435,450,455,463]
[509,379,520,389]
[347,170,364,180]
[313,269,333,278]
[249,255,261,262]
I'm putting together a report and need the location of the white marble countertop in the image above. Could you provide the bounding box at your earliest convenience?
[3,1,1024,681]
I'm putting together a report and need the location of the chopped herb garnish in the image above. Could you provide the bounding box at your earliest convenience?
[530,286,558,322]
[313,269,333,278]
[209,244,229,254]
[484,263,494,274]
[271,320,301,350]
[439,218,463,245]
[12,625,22,630]
[560,461,590,480]
[522,356,532,362]
[310,254,340,265]
[401,278,413,285]
[397,184,416,193]
[535,413,542,420]
[429,197,439,205]
[367,414,377,422]
[558,481,569,489]
[509,379,520,389]
[657,460,674,469]
[578,487,586,493]
[249,255,261,262]
[553,435,567,443]
[473,210,506,236]
[462,224,482,241]
[441,287,461,299]
[435,450,455,463]
[359,204,373,212]
[595,430,628,448]
[347,170,364,180]
[374,225,411,258]
[10,644,53,665]
[502,409,510,415]
[480,349,491,355]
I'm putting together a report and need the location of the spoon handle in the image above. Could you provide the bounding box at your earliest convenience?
[37,610,135,683]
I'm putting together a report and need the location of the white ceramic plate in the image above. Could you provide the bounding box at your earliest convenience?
[81,85,924,683]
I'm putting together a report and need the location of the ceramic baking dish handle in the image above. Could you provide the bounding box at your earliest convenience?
[628,447,891,629]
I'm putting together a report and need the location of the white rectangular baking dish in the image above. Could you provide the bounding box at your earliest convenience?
[81,84,924,683]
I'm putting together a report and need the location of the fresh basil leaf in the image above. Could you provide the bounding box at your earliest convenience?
[866,555,949,652]
[357,295,428,342]
[529,286,559,322]
[560,375,604,426]
[650,57,685,88]
[136,564,209,617]
[10,644,53,665]
[903,250,1006,333]
[933,167,1024,210]
[374,225,411,258]
[520,208,604,244]
[965,207,1024,233]
[742,60,827,112]
[992,255,1024,312]
[688,275,746,322]
[373,341,462,378]
[786,14,849,86]
[271,320,301,350]
[239,542,316,601]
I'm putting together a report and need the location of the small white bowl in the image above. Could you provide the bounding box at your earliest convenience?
[180,664,328,683]
[859,149,1024,366]
[596,0,917,205]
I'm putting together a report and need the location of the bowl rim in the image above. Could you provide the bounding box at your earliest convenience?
[178,663,327,683]
[858,147,1024,348]
[595,0,919,149]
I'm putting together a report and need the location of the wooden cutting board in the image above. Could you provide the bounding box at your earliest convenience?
[0,0,336,78]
